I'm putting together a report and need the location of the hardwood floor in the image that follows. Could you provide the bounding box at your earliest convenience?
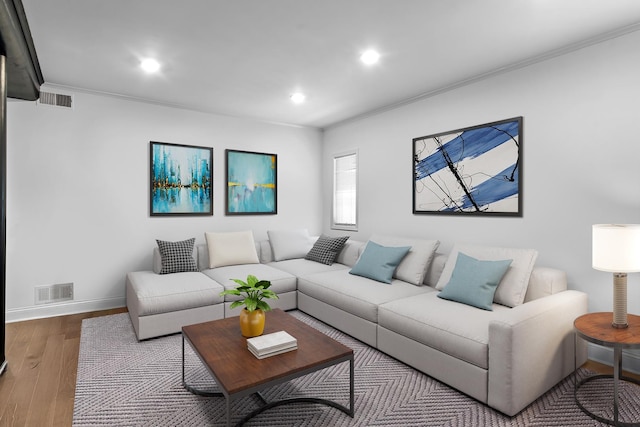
[0,308,127,427]
[1,308,638,426]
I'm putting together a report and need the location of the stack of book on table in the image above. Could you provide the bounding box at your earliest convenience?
[247,331,297,359]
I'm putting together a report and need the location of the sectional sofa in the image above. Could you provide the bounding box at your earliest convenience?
[125,229,588,416]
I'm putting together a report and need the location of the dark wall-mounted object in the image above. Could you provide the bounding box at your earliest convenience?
[0,0,43,100]
[0,0,44,376]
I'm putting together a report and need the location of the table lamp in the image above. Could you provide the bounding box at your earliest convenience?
[592,224,640,328]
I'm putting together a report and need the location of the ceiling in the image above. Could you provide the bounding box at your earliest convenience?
[20,0,640,129]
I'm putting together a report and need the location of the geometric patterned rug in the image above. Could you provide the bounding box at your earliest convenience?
[73,311,638,426]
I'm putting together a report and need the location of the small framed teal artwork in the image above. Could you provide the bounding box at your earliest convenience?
[226,149,277,215]
[150,141,213,216]
[413,117,523,216]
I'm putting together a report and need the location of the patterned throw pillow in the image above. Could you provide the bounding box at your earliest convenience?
[305,235,350,265]
[156,238,198,274]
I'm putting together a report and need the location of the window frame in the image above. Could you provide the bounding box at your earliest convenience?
[331,149,358,231]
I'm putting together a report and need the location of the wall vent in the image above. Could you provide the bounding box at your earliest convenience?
[35,283,74,305]
[38,91,73,109]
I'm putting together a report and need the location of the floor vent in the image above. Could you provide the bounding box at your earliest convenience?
[38,91,73,109]
[35,283,74,305]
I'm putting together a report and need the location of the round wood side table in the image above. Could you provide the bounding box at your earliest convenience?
[574,312,640,426]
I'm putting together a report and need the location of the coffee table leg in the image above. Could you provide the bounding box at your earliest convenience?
[181,333,224,398]
[236,355,355,425]
[349,355,354,416]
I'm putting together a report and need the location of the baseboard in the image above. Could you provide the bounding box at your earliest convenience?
[588,343,640,374]
[5,297,126,323]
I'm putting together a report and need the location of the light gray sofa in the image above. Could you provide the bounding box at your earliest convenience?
[126,232,588,416]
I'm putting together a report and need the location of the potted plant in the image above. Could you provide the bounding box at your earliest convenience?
[220,274,278,337]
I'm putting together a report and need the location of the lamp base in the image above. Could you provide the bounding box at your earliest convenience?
[612,273,628,329]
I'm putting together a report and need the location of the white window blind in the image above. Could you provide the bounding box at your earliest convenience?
[332,151,358,230]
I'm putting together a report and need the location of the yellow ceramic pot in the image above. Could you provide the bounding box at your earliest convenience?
[239,308,265,337]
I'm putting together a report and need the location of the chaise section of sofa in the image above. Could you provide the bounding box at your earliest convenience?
[126,254,225,340]
[376,259,587,416]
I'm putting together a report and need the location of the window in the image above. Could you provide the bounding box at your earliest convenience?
[332,150,358,230]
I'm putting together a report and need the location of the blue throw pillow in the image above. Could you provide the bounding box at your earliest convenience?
[349,241,411,284]
[437,252,512,310]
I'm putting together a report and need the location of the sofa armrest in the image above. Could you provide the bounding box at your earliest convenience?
[524,267,567,302]
[487,290,588,416]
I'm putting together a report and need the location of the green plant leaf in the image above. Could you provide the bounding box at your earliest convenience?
[231,278,247,287]
[261,290,278,299]
[256,300,271,311]
[256,280,271,289]
[229,300,244,309]
[245,299,258,312]
[246,275,259,287]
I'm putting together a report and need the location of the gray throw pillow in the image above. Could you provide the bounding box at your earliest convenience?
[305,235,350,265]
[156,238,198,274]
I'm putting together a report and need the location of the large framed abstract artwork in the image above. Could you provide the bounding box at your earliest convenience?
[226,149,277,215]
[413,117,523,216]
[150,141,213,216]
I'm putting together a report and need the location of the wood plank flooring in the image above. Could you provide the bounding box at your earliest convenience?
[0,308,638,426]
[0,308,127,427]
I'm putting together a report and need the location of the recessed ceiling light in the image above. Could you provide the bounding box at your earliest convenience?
[140,58,161,73]
[290,92,306,104]
[360,49,380,65]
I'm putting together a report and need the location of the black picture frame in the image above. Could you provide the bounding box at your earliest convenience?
[413,117,523,216]
[150,141,213,216]
[225,149,277,215]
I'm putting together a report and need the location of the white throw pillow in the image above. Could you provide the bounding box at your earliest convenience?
[204,230,259,268]
[435,243,538,307]
[370,234,440,286]
[268,229,314,261]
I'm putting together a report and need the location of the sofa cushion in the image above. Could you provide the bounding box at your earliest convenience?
[524,267,567,302]
[204,230,259,268]
[202,263,297,301]
[127,270,223,316]
[436,243,538,307]
[335,240,365,267]
[379,292,511,370]
[437,253,512,311]
[424,253,447,286]
[268,259,348,277]
[298,270,431,323]
[349,241,411,284]
[370,234,440,285]
[268,229,315,261]
[155,238,198,274]
[257,240,274,263]
[305,235,350,265]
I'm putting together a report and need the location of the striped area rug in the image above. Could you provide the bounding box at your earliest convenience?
[73,311,637,426]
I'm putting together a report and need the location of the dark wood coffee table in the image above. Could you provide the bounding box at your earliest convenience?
[181,309,354,426]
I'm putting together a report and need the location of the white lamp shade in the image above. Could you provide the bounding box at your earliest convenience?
[592,224,640,272]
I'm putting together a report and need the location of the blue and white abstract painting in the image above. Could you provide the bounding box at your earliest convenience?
[413,117,522,216]
[150,142,212,216]
[226,150,277,215]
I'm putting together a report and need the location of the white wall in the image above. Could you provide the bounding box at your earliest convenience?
[323,31,640,366]
[6,90,322,320]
